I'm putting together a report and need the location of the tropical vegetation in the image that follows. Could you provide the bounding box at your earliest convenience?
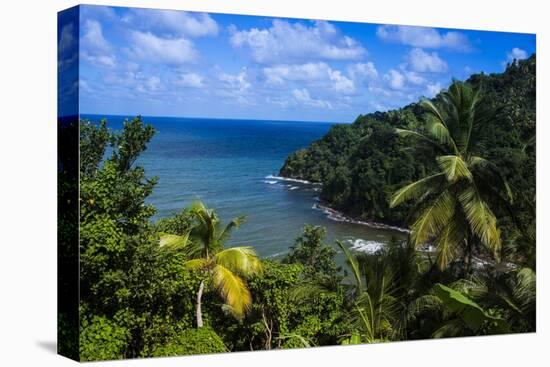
[66,55,535,361]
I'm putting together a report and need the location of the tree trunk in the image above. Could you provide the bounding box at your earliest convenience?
[261,308,272,350]
[196,280,205,328]
[464,236,473,276]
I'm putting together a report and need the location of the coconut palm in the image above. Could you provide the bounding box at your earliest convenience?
[337,241,402,343]
[390,81,512,272]
[176,201,263,327]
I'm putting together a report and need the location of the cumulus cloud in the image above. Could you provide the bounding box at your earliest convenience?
[425,82,442,98]
[407,48,448,73]
[384,69,406,90]
[129,31,198,65]
[230,19,366,64]
[175,73,204,88]
[403,70,426,85]
[328,69,355,94]
[82,20,110,52]
[59,23,76,55]
[58,22,78,70]
[348,62,378,82]
[291,88,333,109]
[216,68,256,105]
[219,69,251,93]
[263,62,355,94]
[382,68,429,91]
[123,9,218,38]
[506,47,528,63]
[377,25,471,51]
[264,63,328,84]
[80,20,116,67]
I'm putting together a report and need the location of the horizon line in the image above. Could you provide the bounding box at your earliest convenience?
[78,112,352,125]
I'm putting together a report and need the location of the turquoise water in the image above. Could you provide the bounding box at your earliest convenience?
[82,115,406,258]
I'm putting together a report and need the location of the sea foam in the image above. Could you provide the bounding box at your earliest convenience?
[348,239,385,254]
[265,174,322,185]
[312,203,410,233]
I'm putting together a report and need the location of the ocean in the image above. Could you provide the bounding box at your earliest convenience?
[81,114,407,259]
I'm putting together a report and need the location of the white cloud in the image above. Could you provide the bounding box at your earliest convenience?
[348,62,378,82]
[59,23,76,55]
[78,79,92,93]
[264,63,328,84]
[175,73,204,88]
[88,55,116,68]
[58,22,78,70]
[328,69,355,94]
[144,76,162,92]
[377,25,471,51]
[82,20,110,52]
[407,48,448,73]
[403,70,426,85]
[123,9,218,37]
[292,88,333,109]
[230,19,366,64]
[506,47,528,63]
[80,20,116,67]
[218,68,253,103]
[263,62,355,94]
[129,31,198,65]
[425,82,442,98]
[384,69,406,90]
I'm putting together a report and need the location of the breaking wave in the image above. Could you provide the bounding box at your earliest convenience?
[265,175,322,185]
[312,203,410,233]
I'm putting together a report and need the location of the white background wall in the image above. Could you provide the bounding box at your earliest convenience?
[0,0,547,366]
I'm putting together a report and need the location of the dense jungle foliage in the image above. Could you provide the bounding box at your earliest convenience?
[72,55,535,361]
[280,55,535,241]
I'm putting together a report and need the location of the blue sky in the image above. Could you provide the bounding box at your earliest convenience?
[67,5,536,122]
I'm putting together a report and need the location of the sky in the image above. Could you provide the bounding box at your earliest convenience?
[60,5,536,122]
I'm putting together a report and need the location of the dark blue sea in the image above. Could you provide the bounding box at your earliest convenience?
[81,114,406,258]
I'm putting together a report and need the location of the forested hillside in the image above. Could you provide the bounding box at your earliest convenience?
[280,55,535,239]
[70,56,536,361]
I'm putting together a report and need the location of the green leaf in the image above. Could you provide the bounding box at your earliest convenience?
[159,232,189,248]
[433,283,508,333]
[436,155,473,182]
[390,173,445,208]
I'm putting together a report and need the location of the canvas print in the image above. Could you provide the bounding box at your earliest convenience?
[57,4,536,361]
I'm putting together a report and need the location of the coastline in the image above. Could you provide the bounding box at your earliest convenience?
[312,201,411,234]
[273,173,410,234]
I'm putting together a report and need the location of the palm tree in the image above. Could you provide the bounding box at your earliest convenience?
[337,241,402,343]
[171,201,263,327]
[390,81,512,272]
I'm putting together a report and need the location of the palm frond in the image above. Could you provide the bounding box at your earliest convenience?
[458,186,502,260]
[426,117,454,148]
[336,240,362,293]
[436,155,473,182]
[214,246,263,277]
[389,173,445,208]
[411,189,456,246]
[277,333,315,348]
[289,281,334,304]
[184,258,208,271]
[434,217,465,271]
[212,264,252,319]
[469,155,513,202]
[512,268,536,315]
[407,294,444,321]
[159,232,190,249]
[421,99,448,129]
[431,318,467,338]
[217,215,247,244]
[394,128,443,152]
